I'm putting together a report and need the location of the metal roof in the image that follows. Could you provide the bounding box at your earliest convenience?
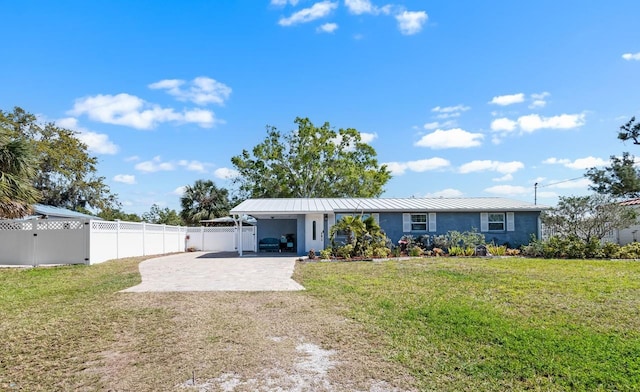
[31,204,102,220]
[231,198,549,215]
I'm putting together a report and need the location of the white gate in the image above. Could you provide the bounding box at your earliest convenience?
[186,226,256,252]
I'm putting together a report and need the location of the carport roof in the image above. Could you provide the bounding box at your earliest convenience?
[231,198,548,215]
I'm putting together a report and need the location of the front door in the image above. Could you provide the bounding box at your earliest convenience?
[305,214,325,252]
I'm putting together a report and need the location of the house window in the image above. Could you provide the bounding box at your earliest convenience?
[488,213,505,231]
[411,214,427,231]
[312,220,317,241]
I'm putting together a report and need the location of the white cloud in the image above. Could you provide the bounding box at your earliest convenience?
[317,22,338,33]
[214,167,239,180]
[490,118,517,132]
[543,156,607,169]
[395,10,427,35]
[493,174,513,182]
[149,76,232,106]
[484,185,529,196]
[172,186,187,196]
[424,188,464,198]
[344,0,391,15]
[271,0,299,5]
[622,52,640,61]
[383,158,450,176]
[278,1,338,26]
[517,113,586,132]
[359,132,377,143]
[459,160,524,174]
[56,117,119,155]
[431,104,469,119]
[135,156,175,173]
[423,120,455,130]
[415,128,483,149]
[113,174,136,184]
[178,160,209,173]
[69,93,218,129]
[529,92,550,109]
[489,93,524,106]
[124,155,140,162]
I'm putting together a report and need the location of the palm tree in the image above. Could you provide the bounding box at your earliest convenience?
[0,132,40,218]
[179,179,231,225]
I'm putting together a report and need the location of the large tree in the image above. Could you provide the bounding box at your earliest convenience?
[230,117,392,198]
[0,107,118,211]
[180,179,231,225]
[541,194,637,242]
[0,130,40,218]
[142,204,183,226]
[586,117,640,198]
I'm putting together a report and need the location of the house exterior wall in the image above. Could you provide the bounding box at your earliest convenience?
[378,211,540,248]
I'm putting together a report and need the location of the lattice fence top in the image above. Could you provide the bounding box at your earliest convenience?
[0,221,33,231]
[203,227,236,233]
[37,220,84,230]
[92,221,119,231]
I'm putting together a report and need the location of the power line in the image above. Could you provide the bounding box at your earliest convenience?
[537,177,585,188]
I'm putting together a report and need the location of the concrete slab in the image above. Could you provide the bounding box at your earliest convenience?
[121,252,305,292]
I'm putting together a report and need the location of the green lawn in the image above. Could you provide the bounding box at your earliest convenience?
[297,257,640,391]
[1,256,639,391]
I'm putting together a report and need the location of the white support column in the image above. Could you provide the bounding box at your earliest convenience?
[238,215,243,257]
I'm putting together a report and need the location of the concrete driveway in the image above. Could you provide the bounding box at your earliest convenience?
[121,252,305,292]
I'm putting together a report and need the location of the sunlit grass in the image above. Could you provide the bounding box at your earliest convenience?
[297,257,640,391]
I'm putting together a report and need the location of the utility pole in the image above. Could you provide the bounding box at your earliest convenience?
[534,182,538,205]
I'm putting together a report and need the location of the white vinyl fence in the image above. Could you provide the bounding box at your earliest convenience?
[0,219,256,266]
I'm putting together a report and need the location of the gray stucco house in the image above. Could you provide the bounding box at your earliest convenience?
[230,198,548,255]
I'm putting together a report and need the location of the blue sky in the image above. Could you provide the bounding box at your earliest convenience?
[2,0,639,214]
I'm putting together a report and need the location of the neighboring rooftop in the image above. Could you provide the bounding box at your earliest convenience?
[28,204,102,220]
[231,198,549,215]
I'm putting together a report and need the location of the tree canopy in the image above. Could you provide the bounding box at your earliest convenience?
[142,204,183,226]
[0,107,118,211]
[541,194,637,242]
[180,179,231,225]
[230,117,392,198]
[586,117,640,198]
[0,130,40,218]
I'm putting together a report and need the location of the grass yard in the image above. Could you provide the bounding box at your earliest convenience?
[297,257,640,391]
[1,256,639,391]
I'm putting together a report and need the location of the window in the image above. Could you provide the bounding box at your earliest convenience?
[411,214,427,231]
[312,220,317,240]
[488,213,505,231]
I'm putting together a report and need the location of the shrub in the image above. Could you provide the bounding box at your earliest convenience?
[448,245,464,256]
[336,244,354,259]
[506,248,521,256]
[373,247,390,258]
[432,247,445,256]
[463,246,476,256]
[319,248,332,260]
[601,242,620,259]
[616,242,640,259]
[409,246,423,257]
[308,249,316,260]
[487,244,507,256]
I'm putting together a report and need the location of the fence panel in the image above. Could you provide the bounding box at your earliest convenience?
[0,221,36,265]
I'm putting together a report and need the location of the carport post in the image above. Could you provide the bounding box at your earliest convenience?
[237,215,243,257]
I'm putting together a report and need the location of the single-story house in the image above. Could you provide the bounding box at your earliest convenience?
[614,198,640,245]
[230,197,549,255]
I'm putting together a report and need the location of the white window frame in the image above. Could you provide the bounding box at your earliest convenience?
[403,213,435,232]
[488,213,505,231]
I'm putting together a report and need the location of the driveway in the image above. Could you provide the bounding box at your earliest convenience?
[121,252,305,292]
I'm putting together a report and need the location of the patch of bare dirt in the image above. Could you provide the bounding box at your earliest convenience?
[81,292,416,391]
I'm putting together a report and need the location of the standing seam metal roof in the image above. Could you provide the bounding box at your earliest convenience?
[231,198,548,214]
